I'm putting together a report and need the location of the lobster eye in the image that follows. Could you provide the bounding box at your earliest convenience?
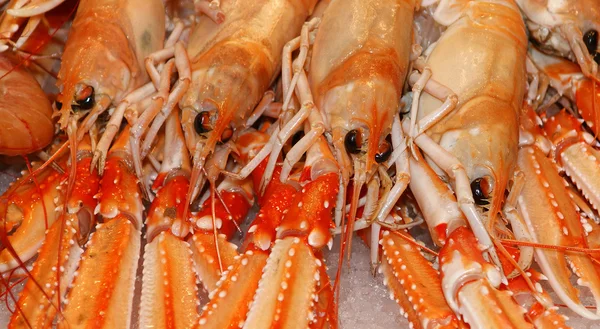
[594,52,600,65]
[194,111,213,134]
[471,177,491,205]
[75,86,95,110]
[375,139,391,163]
[583,30,598,54]
[344,129,363,154]
[55,100,62,110]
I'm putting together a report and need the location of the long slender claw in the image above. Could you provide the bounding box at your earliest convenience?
[380,230,462,329]
[198,248,269,329]
[59,216,140,329]
[0,169,62,272]
[9,215,83,328]
[244,237,319,329]
[517,146,600,319]
[439,227,531,328]
[140,231,199,329]
[276,172,338,249]
[189,232,239,292]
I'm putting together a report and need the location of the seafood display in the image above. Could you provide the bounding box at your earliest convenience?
[2,0,600,328]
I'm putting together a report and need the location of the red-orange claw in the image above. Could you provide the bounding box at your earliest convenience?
[189,232,239,292]
[276,173,339,249]
[0,169,62,272]
[140,231,200,329]
[59,216,140,329]
[439,227,531,328]
[575,79,600,136]
[146,176,190,241]
[193,189,251,240]
[245,178,298,251]
[198,247,269,329]
[95,157,143,228]
[244,237,319,329]
[379,230,461,329]
[67,157,101,213]
[9,215,83,329]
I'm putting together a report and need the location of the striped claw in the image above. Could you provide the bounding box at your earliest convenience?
[517,146,600,319]
[9,215,83,329]
[140,231,200,329]
[198,129,300,328]
[0,162,63,272]
[244,168,339,329]
[60,128,144,329]
[10,138,100,328]
[244,236,320,329]
[439,227,532,329]
[380,230,462,329]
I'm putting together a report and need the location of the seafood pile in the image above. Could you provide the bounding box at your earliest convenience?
[0,0,599,328]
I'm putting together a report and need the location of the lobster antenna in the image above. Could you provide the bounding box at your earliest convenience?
[208,169,224,273]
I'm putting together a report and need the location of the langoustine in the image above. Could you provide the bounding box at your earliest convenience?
[0,54,54,156]
[391,0,533,326]
[516,0,600,79]
[123,0,320,209]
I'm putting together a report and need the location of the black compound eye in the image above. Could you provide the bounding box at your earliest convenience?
[584,30,598,54]
[344,129,363,154]
[471,177,490,206]
[55,100,62,110]
[194,111,212,134]
[75,86,95,110]
[594,52,600,65]
[375,140,392,163]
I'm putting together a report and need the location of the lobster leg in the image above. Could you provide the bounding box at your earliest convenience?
[240,134,338,329]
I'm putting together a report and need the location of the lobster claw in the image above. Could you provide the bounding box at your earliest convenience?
[574,79,600,137]
[0,163,63,272]
[243,172,339,329]
[517,146,600,319]
[276,172,338,249]
[438,226,532,328]
[379,230,462,329]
